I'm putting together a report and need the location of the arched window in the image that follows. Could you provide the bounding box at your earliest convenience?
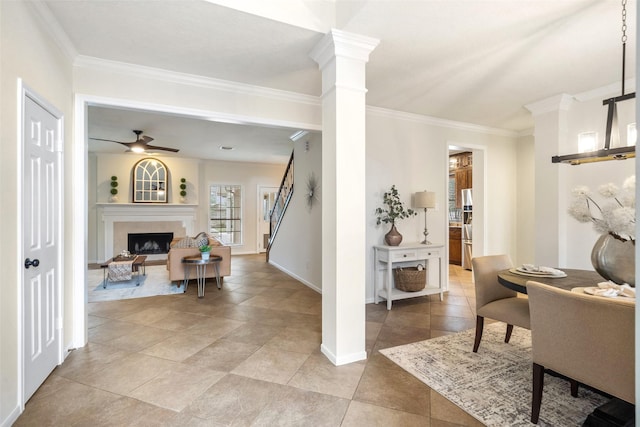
[132,158,168,203]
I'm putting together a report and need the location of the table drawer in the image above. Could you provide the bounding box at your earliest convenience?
[416,248,441,259]
[389,250,419,261]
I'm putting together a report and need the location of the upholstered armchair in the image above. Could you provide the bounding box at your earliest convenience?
[166,234,231,285]
[526,280,635,424]
[471,254,530,352]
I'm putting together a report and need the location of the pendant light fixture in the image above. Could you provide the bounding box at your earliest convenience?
[552,0,635,165]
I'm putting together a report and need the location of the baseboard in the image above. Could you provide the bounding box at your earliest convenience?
[1,405,22,427]
[268,260,321,294]
[320,344,367,366]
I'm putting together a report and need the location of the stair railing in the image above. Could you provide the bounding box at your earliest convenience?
[266,151,294,259]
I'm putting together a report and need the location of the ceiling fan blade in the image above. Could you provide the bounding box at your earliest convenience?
[90,137,129,144]
[139,135,154,144]
[146,144,180,153]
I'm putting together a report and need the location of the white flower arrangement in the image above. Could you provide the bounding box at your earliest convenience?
[568,175,636,242]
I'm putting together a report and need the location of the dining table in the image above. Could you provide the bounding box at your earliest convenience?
[497,268,606,294]
[498,266,635,426]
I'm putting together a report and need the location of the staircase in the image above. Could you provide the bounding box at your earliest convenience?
[266,151,294,261]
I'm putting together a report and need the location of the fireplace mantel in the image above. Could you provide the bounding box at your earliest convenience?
[98,203,198,261]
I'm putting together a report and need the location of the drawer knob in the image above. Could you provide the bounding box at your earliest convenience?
[403,254,407,257]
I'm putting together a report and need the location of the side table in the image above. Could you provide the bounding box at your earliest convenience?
[181,255,222,298]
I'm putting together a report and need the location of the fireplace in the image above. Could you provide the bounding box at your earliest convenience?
[128,232,174,255]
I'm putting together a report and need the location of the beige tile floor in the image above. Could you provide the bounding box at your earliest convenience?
[16,254,484,427]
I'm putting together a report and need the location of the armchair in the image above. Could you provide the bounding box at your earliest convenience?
[471,254,530,352]
[166,236,231,284]
[526,280,635,424]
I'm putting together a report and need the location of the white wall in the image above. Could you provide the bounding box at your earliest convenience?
[0,2,74,425]
[530,89,636,269]
[89,153,286,261]
[365,108,520,302]
[200,159,286,254]
[269,133,323,291]
[515,134,536,266]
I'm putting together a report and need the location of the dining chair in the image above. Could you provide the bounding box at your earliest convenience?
[471,254,530,353]
[526,280,634,424]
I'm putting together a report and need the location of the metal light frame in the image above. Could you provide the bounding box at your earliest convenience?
[552,0,636,165]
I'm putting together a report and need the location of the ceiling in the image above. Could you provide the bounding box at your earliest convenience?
[41,0,636,163]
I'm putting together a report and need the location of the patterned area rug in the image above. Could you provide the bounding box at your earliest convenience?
[88,265,183,302]
[380,323,608,426]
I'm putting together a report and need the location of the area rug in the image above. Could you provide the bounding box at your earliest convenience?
[380,323,608,426]
[88,265,183,302]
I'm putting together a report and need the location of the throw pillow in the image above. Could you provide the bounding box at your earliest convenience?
[171,236,196,248]
[194,232,209,248]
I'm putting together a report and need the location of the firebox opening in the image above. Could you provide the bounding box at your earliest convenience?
[128,232,174,255]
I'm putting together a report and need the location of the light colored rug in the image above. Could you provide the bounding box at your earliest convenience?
[380,323,608,427]
[88,265,183,302]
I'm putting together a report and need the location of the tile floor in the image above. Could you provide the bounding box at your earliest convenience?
[16,254,484,426]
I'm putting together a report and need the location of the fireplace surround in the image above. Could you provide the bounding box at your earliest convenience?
[98,204,197,262]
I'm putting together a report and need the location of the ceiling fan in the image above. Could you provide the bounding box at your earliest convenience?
[91,130,179,153]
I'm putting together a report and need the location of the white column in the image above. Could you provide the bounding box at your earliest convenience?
[310,29,379,365]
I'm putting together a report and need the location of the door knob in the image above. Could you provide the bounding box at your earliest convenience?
[24,258,40,269]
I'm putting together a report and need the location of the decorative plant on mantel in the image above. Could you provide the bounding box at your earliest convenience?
[179,178,187,202]
[375,185,417,246]
[109,176,118,202]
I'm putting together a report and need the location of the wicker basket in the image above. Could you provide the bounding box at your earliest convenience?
[393,265,426,292]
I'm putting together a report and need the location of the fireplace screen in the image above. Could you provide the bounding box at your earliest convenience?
[128,232,174,255]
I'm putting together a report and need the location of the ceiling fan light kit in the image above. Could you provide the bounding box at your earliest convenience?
[552,0,635,165]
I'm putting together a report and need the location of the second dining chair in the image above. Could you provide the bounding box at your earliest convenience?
[471,255,530,352]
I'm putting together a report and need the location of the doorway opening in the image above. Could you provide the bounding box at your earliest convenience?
[447,145,484,270]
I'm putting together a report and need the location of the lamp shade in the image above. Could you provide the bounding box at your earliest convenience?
[414,191,436,209]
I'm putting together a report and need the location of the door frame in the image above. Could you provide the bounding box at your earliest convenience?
[18,80,65,408]
[72,94,321,350]
[257,185,279,253]
[446,143,487,263]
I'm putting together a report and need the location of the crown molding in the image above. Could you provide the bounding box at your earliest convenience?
[27,0,78,61]
[573,79,636,102]
[524,94,574,116]
[74,56,321,107]
[367,106,519,138]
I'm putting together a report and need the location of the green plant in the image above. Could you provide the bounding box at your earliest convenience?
[110,176,118,195]
[179,177,187,197]
[375,185,417,225]
[199,244,212,253]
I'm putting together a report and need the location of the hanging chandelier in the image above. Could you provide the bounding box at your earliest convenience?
[552,0,636,165]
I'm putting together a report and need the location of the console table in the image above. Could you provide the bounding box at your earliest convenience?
[374,243,446,310]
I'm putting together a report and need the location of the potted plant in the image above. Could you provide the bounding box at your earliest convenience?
[199,244,212,260]
[109,176,118,202]
[179,178,187,203]
[375,185,417,246]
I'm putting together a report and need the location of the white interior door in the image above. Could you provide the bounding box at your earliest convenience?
[258,186,278,252]
[23,93,63,402]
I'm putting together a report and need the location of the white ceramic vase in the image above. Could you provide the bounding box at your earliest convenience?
[201,251,210,261]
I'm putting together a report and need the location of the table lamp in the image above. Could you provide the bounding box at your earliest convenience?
[414,191,436,244]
